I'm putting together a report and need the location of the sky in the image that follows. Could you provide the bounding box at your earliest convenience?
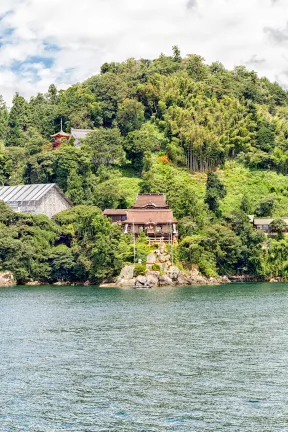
[0,0,287,105]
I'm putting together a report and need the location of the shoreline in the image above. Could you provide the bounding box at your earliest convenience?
[1,279,288,289]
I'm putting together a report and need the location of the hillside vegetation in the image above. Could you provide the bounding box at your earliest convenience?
[1,47,288,282]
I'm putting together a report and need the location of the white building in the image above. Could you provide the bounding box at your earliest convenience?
[0,184,71,218]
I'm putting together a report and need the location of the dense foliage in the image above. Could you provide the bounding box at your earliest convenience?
[1,47,288,281]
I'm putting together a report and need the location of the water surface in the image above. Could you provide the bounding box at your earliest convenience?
[1,283,288,431]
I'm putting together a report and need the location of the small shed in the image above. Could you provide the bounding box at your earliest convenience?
[0,184,72,218]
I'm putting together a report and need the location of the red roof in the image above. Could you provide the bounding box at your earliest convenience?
[51,131,70,138]
[125,209,176,224]
[132,194,168,209]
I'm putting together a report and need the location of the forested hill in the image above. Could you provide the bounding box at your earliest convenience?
[1,46,288,283]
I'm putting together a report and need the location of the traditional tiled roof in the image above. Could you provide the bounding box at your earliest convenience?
[51,130,70,138]
[132,194,169,209]
[103,209,128,215]
[0,184,71,204]
[70,129,94,140]
[125,209,176,224]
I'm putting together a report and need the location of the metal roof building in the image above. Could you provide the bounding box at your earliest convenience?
[0,184,72,218]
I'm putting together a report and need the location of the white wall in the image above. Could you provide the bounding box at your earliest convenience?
[16,187,71,218]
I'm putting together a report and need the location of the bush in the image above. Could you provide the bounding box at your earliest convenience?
[152,263,161,272]
[134,264,146,277]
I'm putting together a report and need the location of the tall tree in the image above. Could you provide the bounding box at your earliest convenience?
[204,172,227,214]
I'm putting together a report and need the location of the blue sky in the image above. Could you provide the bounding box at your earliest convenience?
[0,0,287,105]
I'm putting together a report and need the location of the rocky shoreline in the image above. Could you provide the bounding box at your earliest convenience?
[112,264,231,288]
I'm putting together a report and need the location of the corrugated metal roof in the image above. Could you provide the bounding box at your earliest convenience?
[0,184,56,203]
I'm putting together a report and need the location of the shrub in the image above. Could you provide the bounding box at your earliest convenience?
[158,155,170,165]
[134,264,146,277]
[152,263,161,272]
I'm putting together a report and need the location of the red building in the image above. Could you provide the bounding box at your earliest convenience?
[103,194,178,244]
[51,121,70,148]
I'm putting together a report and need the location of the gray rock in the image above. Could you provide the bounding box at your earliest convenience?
[118,265,135,281]
[177,273,190,286]
[221,276,231,284]
[0,271,15,287]
[208,277,220,285]
[117,278,136,287]
[145,271,159,287]
[159,275,174,286]
[159,254,171,263]
[146,253,156,264]
[135,275,147,286]
[26,281,41,286]
[167,265,181,281]
[189,276,208,285]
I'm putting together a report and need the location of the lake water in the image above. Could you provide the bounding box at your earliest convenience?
[1,283,288,431]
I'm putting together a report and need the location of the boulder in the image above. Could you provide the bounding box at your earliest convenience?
[159,254,171,263]
[145,271,160,287]
[159,275,174,286]
[117,278,136,287]
[189,276,208,285]
[26,281,41,286]
[53,281,70,286]
[0,271,15,287]
[191,266,200,277]
[118,265,135,281]
[135,275,148,286]
[208,277,220,285]
[146,253,156,264]
[167,265,181,281]
[177,273,190,286]
[221,276,231,284]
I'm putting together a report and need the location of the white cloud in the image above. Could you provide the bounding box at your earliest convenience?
[0,0,287,105]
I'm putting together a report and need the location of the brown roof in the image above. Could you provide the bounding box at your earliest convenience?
[132,194,168,209]
[125,209,177,224]
[103,209,128,215]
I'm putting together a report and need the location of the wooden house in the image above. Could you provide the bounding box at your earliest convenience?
[0,184,71,218]
[103,194,178,243]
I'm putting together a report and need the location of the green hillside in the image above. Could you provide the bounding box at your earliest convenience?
[1,47,288,282]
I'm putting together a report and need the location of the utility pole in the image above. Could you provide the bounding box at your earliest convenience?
[170,221,173,266]
[133,219,136,263]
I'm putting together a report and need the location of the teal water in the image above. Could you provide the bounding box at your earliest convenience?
[1,283,288,431]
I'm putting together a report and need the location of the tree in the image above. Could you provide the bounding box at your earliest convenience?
[204,172,227,214]
[116,98,145,135]
[269,218,287,239]
[255,197,275,217]
[7,93,31,146]
[83,128,125,169]
[172,45,182,63]
[125,123,166,169]
[240,194,251,214]
[184,54,208,81]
